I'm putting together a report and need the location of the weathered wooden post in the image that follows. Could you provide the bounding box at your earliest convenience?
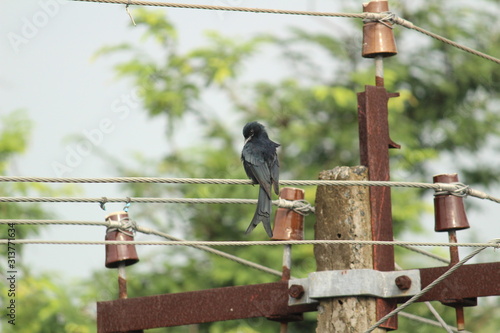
[315,166,386,332]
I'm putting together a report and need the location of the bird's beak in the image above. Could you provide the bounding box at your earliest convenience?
[244,134,253,145]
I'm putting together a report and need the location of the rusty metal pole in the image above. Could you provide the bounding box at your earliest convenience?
[278,242,292,333]
[359,1,399,329]
[375,56,384,87]
[271,187,306,331]
[118,263,127,299]
[448,230,466,331]
[357,84,400,331]
[280,247,291,333]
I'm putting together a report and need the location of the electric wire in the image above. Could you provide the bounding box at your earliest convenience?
[137,225,287,278]
[3,220,498,251]
[392,17,500,65]
[0,196,258,204]
[0,219,111,226]
[397,240,451,265]
[1,238,498,248]
[70,0,500,65]
[424,302,454,333]
[0,219,285,278]
[0,197,315,215]
[399,312,470,333]
[1,177,499,204]
[71,0,367,19]
[395,263,453,333]
[0,175,474,189]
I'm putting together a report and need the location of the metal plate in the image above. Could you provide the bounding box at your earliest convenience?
[289,269,420,305]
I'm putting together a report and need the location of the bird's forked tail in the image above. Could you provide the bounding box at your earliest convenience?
[245,185,273,237]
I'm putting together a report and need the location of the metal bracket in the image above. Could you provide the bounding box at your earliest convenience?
[288,269,421,306]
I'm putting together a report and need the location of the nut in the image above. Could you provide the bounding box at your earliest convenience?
[395,275,412,291]
[289,284,305,299]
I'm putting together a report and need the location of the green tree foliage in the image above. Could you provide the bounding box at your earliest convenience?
[93,1,499,331]
[0,111,46,242]
[0,111,79,241]
[0,111,91,333]
[1,270,94,333]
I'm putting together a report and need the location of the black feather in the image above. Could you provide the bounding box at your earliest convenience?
[241,122,280,237]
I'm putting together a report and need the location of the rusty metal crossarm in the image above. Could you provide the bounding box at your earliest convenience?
[97,281,316,333]
[97,262,500,332]
[396,262,500,303]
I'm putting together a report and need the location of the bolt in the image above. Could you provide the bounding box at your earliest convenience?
[395,275,412,291]
[455,306,465,331]
[289,284,305,299]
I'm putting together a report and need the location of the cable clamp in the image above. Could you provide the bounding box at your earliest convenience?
[276,198,315,216]
[434,182,470,198]
[489,238,500,250]
[363,11,415,30]
[107,215,137,237]
[363,11,396,29]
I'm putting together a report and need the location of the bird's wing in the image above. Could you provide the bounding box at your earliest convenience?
[271,154,280,195]
[242,149,273,199]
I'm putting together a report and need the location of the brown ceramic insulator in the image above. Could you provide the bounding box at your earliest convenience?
[433,174,470,232]
[271,187,305,241]
[362,0,398,58]
[435,174,473,330]
[105,211,140,268]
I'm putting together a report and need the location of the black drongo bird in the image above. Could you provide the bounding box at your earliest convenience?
[241,121,280,237]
